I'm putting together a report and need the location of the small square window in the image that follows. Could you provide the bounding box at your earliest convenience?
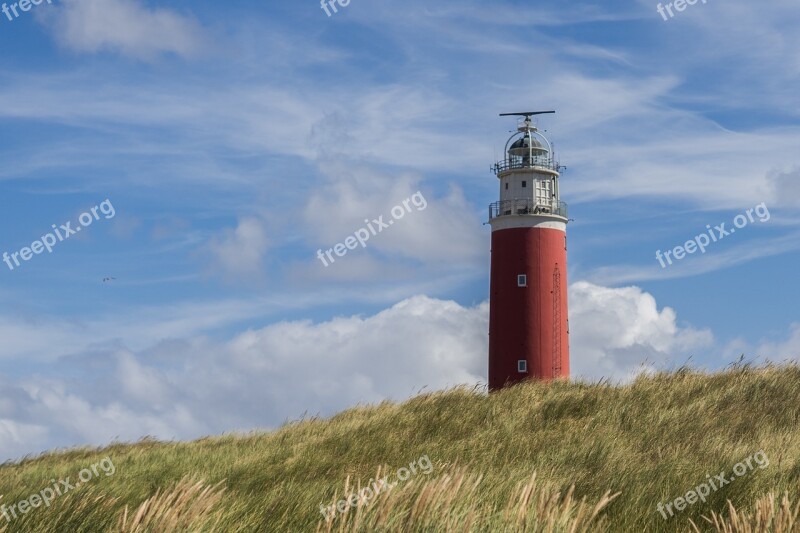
[518,360,528,373]
[517,274,527,287]
[521,181,527,188]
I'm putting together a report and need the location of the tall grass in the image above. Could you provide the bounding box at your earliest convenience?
[316,469,619,532]
[1,364,800,531]
[692,491,800,532]
[117,476,226,532]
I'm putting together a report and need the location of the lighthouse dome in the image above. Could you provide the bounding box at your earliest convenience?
[508,133,549,158]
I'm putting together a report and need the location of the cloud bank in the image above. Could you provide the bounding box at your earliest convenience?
[0,282,711,462]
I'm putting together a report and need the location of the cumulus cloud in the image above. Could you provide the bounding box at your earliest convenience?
[0,295,487,461]
[40,0,206,60]
[569,282,713,381]
[0,283,712,462]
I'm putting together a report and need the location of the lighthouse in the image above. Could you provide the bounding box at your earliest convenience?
[488,111,570,391]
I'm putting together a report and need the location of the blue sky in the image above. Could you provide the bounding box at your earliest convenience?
[1,0,799,461]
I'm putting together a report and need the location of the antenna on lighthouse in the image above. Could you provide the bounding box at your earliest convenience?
[499,111,555,132]
[498,111,555,117]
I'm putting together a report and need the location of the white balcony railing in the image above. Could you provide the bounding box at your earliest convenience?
[489,198,568,220]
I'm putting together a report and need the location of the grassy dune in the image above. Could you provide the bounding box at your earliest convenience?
[2,364,800,532]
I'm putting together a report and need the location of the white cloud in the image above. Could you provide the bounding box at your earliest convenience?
[0,295,488,461]
[722,323,800,364]
[40,0,206,59]
[569,282,713,381]
[303,162,485,270]
[206,217,270,279]
[757,324,800,361]
[767,167,800,209]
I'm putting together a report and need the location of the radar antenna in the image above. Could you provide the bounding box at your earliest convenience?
[499,111,556,131]
[499,111,555,118]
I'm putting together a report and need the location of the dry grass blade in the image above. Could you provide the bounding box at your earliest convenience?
[317,467,616,532]
[116,475,226,533]
[690,491,800,533]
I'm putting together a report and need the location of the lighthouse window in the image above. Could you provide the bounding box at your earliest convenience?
[517,274,527,287]
[505,183,508,190]
[521,181,527,188]
[518,360,528,373]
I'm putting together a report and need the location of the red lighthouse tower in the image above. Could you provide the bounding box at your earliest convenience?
[488,111,570,391]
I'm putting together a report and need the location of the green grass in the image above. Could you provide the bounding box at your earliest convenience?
[2,364,800,531]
